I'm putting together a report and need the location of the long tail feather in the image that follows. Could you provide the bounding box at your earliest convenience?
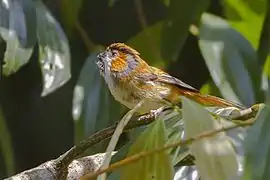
[178,89,246,110]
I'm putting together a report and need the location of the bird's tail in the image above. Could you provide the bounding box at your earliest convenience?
[179,90,246,110]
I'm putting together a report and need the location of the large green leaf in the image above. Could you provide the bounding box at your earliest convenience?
[223,0,267,49]
[35,1,71,96]
[0,0,36,75]
[243,104,270,180]
[127,22,166,68]
[198,13,261,107]
[120,119,173,180]
[160,0,210,61]
[72,53,122,145]
[182,97,239,180]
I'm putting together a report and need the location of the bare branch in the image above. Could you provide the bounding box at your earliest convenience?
[4,153,112,180]
[4,114,156,180]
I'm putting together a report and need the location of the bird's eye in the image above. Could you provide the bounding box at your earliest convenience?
[111,50,118,57]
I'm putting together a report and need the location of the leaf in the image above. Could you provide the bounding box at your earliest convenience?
[182,97,239,180]
[198,13,261,107]
[163,110,190,166]
[160,0,210,61]
[59,0,82,34]
[72,53,122,144]
[243,104,270,180]
[262,56,270,100]
[120,119,173,180]
[174,166,199,180]
[0,0,36,75]
[99,101,144,180]
[35,1,71,96]
[0,106,14,176]
[223,0,267,49]
[127,22,166,68]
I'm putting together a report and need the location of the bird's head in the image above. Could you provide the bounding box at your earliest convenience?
[96,43,147,80]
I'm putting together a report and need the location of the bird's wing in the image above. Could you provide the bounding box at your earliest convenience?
[134,66,199,92]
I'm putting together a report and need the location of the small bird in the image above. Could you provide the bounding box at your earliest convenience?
[96,43,245,114]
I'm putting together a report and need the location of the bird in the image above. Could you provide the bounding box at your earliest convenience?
[96,43,245,115]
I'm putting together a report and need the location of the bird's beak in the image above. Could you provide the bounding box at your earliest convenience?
[97,52,105,60]
[96,52,105,74]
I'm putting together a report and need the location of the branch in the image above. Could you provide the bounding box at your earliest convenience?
[81,119,255,180]
[4,153,111,180]
[4,114,155,180]
[54,113,156,179]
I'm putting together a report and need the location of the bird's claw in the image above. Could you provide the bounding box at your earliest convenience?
[138,106,165,121]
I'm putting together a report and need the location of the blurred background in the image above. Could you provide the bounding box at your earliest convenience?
[0,0,268,178]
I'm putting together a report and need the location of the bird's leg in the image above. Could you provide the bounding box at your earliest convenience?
[138,106,167,121]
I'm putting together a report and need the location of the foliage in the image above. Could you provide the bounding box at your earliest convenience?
[0,0,270,179]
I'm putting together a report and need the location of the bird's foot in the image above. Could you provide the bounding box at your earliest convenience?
[138,106,165,121]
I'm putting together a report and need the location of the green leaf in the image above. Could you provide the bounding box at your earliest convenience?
[99,101,144,180]
[198,13,261,107]
[263,56,270,78]
[182,97,239,180]
[120,119,173,180]
[127,22,166,68]
[223,0,267,49]
[0,107,14,176]
[35,1,71,96]
[200,80,222,96]
[60,0,82,34]
[243,104,270,180]
[73,53,122,144]
[161,0,210,61]
[0,0,36,75]
[262,56,270,99]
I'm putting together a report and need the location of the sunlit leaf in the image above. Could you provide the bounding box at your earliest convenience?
[60,0,82,34]
[243,103,270,180]
[198,13,261,107]
[0,0,36,75]
[182,97,239,180]
[121,119,173,180]
[200,81,221,96]
[223,0,267,48]
[73,53,122,143]
[35,1,71,96]
[127,22,166,68]
[174,166,198,180]
[161,0,210,61]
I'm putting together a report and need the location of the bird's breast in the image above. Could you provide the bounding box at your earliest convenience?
[106,79,165,114]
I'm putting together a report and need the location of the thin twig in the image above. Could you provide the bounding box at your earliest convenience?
[81,119,255,180]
